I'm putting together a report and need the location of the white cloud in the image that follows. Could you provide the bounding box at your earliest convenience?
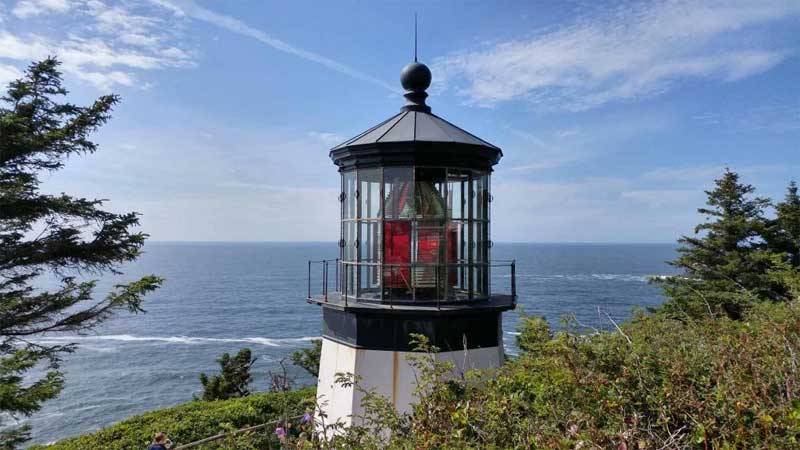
[39,123,343,242]
[12,0,71,18]
[307,131,345,147]
[620,189,697,207]
[0,63,22,88]
[148,0,397,93]
[0,30,192,89]
[0,1,196,90]
[641,164,796,185]
[433,0,799,110]
[491,176,706,242]
[693,102,800,133]
[10,0,391,93]
[505,127,585,171]
[500,112,675,174]
[641,165,729,183]
[74,69,135,90]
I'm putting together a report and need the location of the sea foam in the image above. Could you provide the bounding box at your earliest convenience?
[31,334,321,347]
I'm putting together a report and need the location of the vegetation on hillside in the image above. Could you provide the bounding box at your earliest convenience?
[28,388,314,450]
[0,58,162,449]
[322,300,799,449]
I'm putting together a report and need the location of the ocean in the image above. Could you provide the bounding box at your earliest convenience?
[16,242,678,445]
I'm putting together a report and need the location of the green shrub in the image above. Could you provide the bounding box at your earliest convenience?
[29,387,314,450]
[326,302,800,449]
[199,348,257,401]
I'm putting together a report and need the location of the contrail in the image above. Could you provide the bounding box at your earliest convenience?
[150,0,397,92]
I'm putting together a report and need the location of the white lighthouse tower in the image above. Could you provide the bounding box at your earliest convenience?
[307,57,516,429]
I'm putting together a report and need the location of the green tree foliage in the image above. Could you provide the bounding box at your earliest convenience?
[291,339,321,378]
[659,169,788,319]
[770,181,800,268]
[28,387,314,450]
[200,348,256,401]
[0,59,162,448]
[514,315,551,354]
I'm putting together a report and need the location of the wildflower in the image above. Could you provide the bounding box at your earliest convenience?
[275,426,286,439]
[302,412,312,424]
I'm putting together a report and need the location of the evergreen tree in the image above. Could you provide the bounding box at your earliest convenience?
[0,58,162,448]
[659,169,780,319]
[199,348,256,401]
[290,339,321,378]
[769,181,800,268]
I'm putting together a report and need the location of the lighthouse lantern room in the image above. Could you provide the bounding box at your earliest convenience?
[307,57,516,429]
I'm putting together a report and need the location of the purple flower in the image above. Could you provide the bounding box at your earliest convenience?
[302,412,312,424]
[275,427,286,439]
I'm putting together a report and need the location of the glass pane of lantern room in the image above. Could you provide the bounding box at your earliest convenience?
[475,172,489,222]
[343,221,356,296]
[343,170,357,220]
[414,167,447,301]
[472,220,488,297]
[383,167,413,302]
[447,220,468,300]
[447,170,467,220]
[447,170,470,300]
[358,221,381,300]
[384,167,414,219]
[359,168,381,220]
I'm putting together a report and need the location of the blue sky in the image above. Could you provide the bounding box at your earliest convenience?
[0,0,798,242]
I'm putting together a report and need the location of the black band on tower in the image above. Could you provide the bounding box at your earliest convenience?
[322,308,503,352]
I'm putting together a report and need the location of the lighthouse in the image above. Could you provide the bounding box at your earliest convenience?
[307,56,516,429]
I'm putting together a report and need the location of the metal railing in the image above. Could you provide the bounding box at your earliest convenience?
[307,259,339,303]
[307,259,516,308]
[173,414,303,450]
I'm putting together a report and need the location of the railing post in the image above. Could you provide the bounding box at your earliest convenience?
[436,267,440,310]
[307,260,311,300]
[511,259,517,305]
[323,260,328,302]
[335,258,339,292]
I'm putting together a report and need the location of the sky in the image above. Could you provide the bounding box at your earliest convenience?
[0,0,798,243]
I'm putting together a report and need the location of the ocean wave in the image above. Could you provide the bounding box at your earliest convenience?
[32,334,321,348]
[79,344,119,353]
[74,405,102,412]
[507,273,670,283]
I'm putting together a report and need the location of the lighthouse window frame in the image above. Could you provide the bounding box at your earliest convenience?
[339,165,491,304]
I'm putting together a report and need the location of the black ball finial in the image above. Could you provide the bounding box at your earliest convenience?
[400,61,432,113]
[400,62,432,92]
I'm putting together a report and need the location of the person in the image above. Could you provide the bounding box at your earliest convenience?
[148,432,172,450]
[298,412,313,441]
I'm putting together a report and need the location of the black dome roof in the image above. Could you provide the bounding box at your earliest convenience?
[331,110,499,151]
[329,60,502,171]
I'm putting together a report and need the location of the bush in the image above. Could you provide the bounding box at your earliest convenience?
[291,339,322,378]
[199,348,256,401]
[322,302,800,449]
[29,387,314,450]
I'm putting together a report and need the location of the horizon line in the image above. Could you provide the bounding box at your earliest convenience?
[145,240,677,245]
